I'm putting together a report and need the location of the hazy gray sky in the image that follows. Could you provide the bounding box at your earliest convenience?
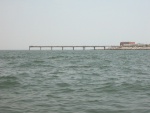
[0,0,150,50]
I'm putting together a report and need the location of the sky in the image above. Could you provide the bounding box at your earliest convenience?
[0,0,150,50]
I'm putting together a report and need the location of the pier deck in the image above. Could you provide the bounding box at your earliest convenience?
[29,46,114,50]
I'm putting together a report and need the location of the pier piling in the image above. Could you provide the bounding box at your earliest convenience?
[83,47,85,50]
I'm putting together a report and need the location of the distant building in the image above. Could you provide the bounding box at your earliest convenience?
[120,42,135,46]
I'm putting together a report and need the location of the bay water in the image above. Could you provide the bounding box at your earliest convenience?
[0,50,150,113]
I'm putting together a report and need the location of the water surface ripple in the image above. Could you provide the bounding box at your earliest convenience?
[0,50,150,113]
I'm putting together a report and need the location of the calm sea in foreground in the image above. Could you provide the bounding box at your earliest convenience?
[0,50,150,113]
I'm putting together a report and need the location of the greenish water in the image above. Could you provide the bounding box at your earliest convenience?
[0,50,150,113]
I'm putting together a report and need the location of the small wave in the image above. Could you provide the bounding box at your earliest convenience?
[135,71,149,75]
[33,60,45,63]
[38,64,55,67]
[118,80,150,91]
[66,65,91,69]
[0,76,20,89]
[18,62,32,68]
[99,65,111,69]
[80,65,91,68]
[56,82,70,87]
[48,56,66,59]
[48,56,56,59]
[86,109,105,113]
[60,88,74,93]
[104,59,112,63]
[0,80,20,89]
[46,94,61,98]
[19,72,29,76]
[0,108,22,113]
[0,56,16,60]
[66,65,78,68]
[0,75,18,80]
[7,61,16,65]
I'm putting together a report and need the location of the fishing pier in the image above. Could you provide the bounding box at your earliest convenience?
[29,46,113,50]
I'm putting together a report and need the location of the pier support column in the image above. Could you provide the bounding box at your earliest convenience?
[40,47,41,50]
[83,47,85,50]
[51,47,53,50]
[94,47,95,50]
[62,47,64,50]
[73,47,74,50]
[29,46,30,50]
[104,46,106,50]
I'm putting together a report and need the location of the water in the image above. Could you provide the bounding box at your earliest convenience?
[0,50,150,113]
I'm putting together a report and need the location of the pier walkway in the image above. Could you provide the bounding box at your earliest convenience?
[29,46,117,50]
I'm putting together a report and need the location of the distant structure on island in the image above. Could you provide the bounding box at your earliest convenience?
[120,42,135,46]
[114,41,150,50]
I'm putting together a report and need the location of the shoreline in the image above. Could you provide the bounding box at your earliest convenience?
[107,46,150,50]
